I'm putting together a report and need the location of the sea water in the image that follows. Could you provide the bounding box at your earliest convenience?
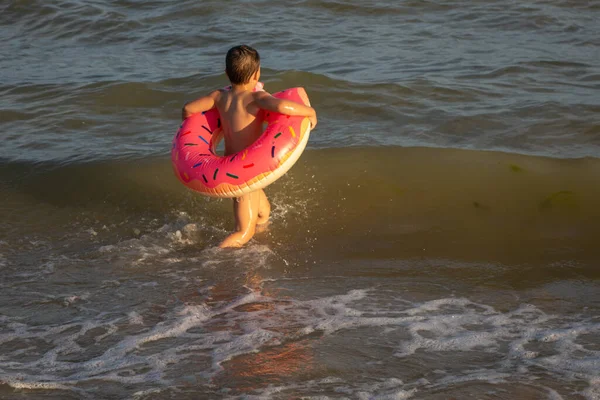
[1,0,599,398]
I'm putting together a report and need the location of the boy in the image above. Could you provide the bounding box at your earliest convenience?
[182,45,318,248]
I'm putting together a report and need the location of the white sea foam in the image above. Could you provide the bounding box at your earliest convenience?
[92,211,250,268]
[246,374,572,400]
[128,311,144,325]
[1,287,598,398]
[241,377,418,400]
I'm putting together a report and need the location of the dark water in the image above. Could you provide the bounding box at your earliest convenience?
[1,0,600,399]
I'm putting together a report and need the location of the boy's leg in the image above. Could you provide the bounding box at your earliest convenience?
[257,189,271,226]
[219,191,260,248]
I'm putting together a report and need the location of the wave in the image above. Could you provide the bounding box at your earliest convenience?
[2,146,600,267]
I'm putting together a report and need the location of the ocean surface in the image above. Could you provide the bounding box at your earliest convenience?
[1,0,600,399]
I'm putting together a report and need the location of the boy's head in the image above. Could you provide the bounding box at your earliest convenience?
[225,45,260,85]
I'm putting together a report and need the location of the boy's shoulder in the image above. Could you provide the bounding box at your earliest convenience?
[205,88,224,99]
[251,90,270,100]
[206,88,227,104]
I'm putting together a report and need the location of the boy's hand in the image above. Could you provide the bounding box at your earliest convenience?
[309,112,318,129]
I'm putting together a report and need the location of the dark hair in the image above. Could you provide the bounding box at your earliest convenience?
[225,45,260,85]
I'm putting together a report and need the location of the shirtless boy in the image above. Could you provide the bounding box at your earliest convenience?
[182,45,318,248]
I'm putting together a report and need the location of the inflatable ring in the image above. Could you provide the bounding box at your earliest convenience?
[172,87,312,198]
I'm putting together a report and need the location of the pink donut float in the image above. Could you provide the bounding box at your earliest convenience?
[172,86,312,198]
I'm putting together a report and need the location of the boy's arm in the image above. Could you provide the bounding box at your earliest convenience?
[182,90,220,120]
[254,92,317,128]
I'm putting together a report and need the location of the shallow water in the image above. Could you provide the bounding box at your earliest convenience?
[2,148,600,398]
[1,0,600,399]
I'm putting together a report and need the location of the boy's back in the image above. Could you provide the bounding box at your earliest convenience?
[214,88,264,156]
